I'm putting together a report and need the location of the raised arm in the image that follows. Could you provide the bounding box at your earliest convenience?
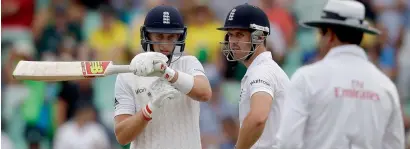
[130,52,212,102]
[167,56,212,102]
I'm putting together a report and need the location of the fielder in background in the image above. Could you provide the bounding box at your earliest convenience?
[113,5,212,149]
[217,3,290,149]
[276,1,405,149]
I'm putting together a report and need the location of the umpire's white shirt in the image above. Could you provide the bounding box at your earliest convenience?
[276,45,405,149]
[114,55,205,149]
[53,121,110,149]
[240,51,290,149]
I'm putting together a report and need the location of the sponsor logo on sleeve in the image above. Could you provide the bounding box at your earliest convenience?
[249,79,270,86]
[193,68,205,74]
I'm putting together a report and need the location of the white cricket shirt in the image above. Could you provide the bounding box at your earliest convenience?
[114,55,206,149]
[53,121,110,149]
[276,45,405,149]
[239,51,290,149]
[2,132,14,149]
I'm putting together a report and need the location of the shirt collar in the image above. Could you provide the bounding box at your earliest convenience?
[248,51,272,69]
[324,44,368,61]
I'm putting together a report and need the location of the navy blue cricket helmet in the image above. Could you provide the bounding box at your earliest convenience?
[217,3,270,61]
[140,5,187,64]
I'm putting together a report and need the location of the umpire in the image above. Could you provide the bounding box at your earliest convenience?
[276,0,405,149]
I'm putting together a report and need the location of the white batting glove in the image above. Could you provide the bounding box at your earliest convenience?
[141,78,179,120]
[152,60,177,81]
[130,52,169,77]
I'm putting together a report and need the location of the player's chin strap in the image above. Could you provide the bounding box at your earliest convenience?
[245,44,261,61]
[244,30,265,61]
[221,30,266,62]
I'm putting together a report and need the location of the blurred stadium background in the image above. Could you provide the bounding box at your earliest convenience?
[1,0,409,148]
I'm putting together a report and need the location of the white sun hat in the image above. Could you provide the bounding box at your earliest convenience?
[300,0,380,35]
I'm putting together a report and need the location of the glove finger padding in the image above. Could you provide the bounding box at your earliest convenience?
[153,60,167,71]
[144,61,166,77]
[130,52,169,76]
[149,78,179,108]
[130,56,151,76]
[136,62,154,76]
[141,73,178,120]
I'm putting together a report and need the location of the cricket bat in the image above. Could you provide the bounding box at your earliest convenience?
[12,61,133,81]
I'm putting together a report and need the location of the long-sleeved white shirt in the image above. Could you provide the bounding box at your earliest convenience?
[276,45,405,149]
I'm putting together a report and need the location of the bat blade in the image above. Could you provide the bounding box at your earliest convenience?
[12,61,132,81]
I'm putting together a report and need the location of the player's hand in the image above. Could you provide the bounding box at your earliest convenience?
[149,59,168,78]
[130,52,168,77]
[141,78,179,120]
[152,60,178,81]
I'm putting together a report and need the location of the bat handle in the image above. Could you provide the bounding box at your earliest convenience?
[107,65,133,75]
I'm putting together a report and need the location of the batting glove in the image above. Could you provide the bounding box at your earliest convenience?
[141,78,179,121]
[130,52,168,77]
[152,60,177,81]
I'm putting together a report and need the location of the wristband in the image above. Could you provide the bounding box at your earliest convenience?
[171,71,194,94]
[141,104,153,121]
[163,67,176,81]
[141,110,152,121]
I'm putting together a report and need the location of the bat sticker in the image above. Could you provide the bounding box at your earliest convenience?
[81,61,110,77]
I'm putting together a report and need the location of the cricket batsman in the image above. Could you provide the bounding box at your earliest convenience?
[113,5,212,149]
[276,0,405,149]
[217,3,290,149]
